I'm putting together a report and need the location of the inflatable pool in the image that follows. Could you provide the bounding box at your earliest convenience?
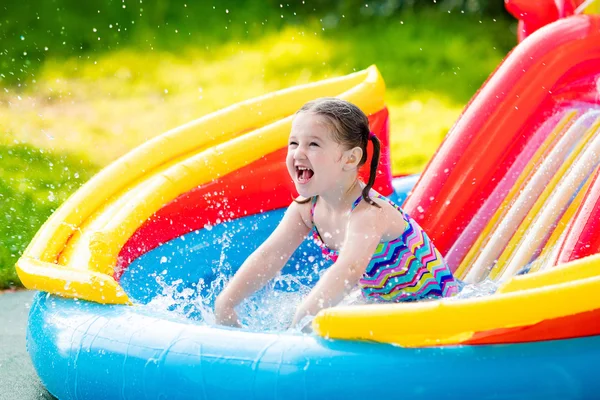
[17,9,600,400]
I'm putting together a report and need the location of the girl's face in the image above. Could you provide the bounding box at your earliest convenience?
[286,112,349,198]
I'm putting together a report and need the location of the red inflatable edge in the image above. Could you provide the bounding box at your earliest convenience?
[463,307,600,345]
[505,0,585,42]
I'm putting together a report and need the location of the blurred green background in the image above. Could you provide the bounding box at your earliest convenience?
[0,0,517,289]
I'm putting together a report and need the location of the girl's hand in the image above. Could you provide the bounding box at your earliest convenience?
[290,308,314,333]
[290,307,307,329]
[287,201,386,328]
[213,201,310,329]
[214,297,241,328]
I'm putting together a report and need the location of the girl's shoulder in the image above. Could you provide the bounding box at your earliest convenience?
[350,193,407,240]
[351,192,405,225]
[349,193,386,218]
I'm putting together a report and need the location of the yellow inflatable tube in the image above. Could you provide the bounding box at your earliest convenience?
[498,253,600,293]
[16,66,386,305]
[313,269,600,347]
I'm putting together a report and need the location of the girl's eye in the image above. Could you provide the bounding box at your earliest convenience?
[289,141,298,147]
[309,142,319,147]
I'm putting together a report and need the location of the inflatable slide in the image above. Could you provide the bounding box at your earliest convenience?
[16,7,600,400]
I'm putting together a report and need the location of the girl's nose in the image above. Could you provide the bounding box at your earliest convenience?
[293,146,307,160]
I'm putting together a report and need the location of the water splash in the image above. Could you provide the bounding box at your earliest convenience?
[142,258,372,333]
[453,279,499,299]
[144,269,309,332]
[144,270,498,332]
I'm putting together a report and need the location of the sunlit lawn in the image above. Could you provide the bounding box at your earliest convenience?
[0,11,515,288]
[1,11,514,171]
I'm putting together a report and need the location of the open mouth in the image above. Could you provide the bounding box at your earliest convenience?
[296,166,314,184]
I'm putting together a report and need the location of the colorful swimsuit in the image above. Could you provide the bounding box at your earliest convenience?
[310,192,459,302]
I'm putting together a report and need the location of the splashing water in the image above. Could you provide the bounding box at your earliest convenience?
[453,279,499,299]
[143,269,498,333]
[140,206,497,332]
[143,265,364,333]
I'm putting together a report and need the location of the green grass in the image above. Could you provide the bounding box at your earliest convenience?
[1,11,514,167]
[0,144,98,289]
[0,9,516,288]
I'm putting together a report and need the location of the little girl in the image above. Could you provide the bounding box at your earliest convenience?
[215,98,458,328]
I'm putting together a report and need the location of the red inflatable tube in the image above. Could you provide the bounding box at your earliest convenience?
[505,0,585,42]
[403,15,600,263]
[555,167,600,264]
[115,108,392,279]
[463,307,600,345]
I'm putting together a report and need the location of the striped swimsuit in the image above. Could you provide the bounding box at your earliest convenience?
[310,193,459,302]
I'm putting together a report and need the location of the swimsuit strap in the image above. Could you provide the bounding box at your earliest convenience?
[311,190,387,261]
[351,190,386,211]
[350,194,363,211]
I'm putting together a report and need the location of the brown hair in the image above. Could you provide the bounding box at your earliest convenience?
[294,97,381,207]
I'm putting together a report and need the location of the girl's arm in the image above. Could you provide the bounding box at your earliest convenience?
[215,201,311,326]
[291,204,386,326]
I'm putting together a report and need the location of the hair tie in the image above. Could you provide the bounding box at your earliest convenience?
[369,131,377,140]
